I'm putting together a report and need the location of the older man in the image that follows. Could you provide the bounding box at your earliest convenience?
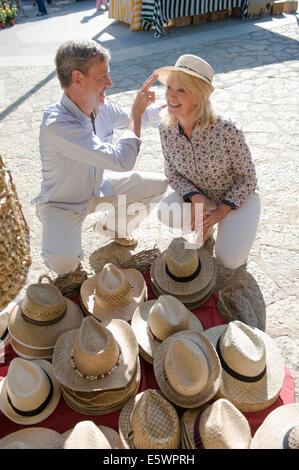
[32,39,167,275]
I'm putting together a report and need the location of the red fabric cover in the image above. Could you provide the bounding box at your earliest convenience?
[0,271,295,440]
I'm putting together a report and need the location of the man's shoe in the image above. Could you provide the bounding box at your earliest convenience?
[93,221,138,247]
[36,11,47,16]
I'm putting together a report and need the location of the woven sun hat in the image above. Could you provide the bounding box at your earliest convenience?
[203,321,285,412]
[182,398,252,449]
[60,421,123,449]
[154,54,214,90]
[131,295,203,363]
[52,315,138,392]
[119,389,181,449]
[153,330,221,408]
[9,337,54,361]
[7,281,83,357]
[0,310,10,347]
[250,403,299,449]
[152,238,215,297]
[0,427,62,449]
[150,263,216,308]
[0,357,61,425]
[80,262,147,322]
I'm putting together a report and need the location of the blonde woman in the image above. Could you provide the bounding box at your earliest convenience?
[156,55,260,271]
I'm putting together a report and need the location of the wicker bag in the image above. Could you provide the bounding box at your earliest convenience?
[0,156,31,310]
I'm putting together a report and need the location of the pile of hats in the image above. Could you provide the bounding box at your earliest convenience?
[7,281,83,360]
[0,301,13,358]
[150,237,216,309]
[80,262,147,322]
[52,316,141,415]
[0,420,123,449]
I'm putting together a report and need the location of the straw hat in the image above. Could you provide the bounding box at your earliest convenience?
[119,389,181,449]
[150,264,216,309]
[152,238,215,297]
[0,311,10,347]
[131,295,203,363]
[8,282,83,355]
[0,357,61,425]
[182,399,252,449]
[52,316,138,392]
[154,54,214,90]
[9,337,54,361]
[80,263,147,322]
[250,403,299,449]
[0,428,62,449]
[154,330,221,408]
[203,321,285,412]
[61,421,123,449]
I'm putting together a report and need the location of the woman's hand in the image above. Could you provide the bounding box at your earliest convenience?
[202,204,231,238]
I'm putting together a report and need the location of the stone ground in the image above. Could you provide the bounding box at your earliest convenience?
[0,1,298,401]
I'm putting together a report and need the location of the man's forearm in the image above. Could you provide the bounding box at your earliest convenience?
[127,110,142,138]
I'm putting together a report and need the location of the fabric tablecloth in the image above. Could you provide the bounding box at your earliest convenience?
[109,0,143,31]
[141,0,249,38]
[0,271,295,442]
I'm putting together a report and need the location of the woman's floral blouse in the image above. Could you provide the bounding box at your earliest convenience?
[159,115,258,209]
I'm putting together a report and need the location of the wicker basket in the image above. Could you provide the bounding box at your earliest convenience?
[0,156,31,310]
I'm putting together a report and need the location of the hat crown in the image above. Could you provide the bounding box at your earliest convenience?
[22,283,66,322]
[148,295,189,341]
[73,316,120,376]
[95,263,132,309]
[165,238,199,278]
[220,321,266,377]
[62,421,111,449]
[131,390,180,449]
[175,54,214,83]
[6,358,50,412]
[165,338,209,396]
[287,426,299,449]
[199,398,252,449]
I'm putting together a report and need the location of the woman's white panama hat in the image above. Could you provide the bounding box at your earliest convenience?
[154,54,214,90]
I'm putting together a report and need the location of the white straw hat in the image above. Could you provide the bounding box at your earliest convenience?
[203,321,285,412]
[119,389,181,449]
[0,358,61,425]
[154,54,214,90]
[0,428,62,449]
[131,295,203,363]
[182,398,252,449]
[154,330,221,408]
[80,263,147,322]
[61,421,123,449]
[52,316,139,392]
[250,403,299,449]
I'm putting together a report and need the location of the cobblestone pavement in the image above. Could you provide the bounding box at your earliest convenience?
[0,1,298,401]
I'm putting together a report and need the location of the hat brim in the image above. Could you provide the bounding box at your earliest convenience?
[250,403,299,449]
[154,66,214,91]
[52,318,139,392]
[0,427,62,449]
[80,269,147,322]
[154,330,221,408]
[152,247,215,296]
[131,299,204,362]
[8,298,83,349]
[203,325,286,412]
[10,337,54,360]
[0,359,61,425]
[150,264,216,307]
[61,424,123,449]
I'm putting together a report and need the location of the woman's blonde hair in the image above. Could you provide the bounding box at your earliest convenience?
[162,71,216,131]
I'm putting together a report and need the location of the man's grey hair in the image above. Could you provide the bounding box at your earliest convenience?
[55,39,111,89]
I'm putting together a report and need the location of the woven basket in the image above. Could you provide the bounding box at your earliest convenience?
[0,156,31,310]
[119,246,161,273]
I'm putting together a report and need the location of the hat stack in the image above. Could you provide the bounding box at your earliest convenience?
[0,428,62,449]
[119,389,181,449]
[153,330,221,409]
[203,321,285,412]
[181,399,252,449]
[150,238,216,309]
[61,421,123,449]
[0,357,61,425]
[80,263,147,323]
[131,294,203,363]
[7,282,83,360]
[0,300,14,353]
[52,316,141,415]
